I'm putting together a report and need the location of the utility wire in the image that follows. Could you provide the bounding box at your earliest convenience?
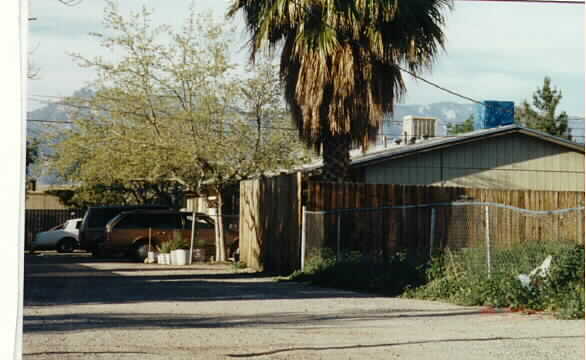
[395,65,484,105]
[28,95,584,137]
[26,118,585,139]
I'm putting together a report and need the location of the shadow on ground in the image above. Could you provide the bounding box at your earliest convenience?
[24,253,369,308]
[24,307,488,333]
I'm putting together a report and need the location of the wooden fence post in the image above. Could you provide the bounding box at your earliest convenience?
[429,207,436,259]
[578,205,583,244]
[485,206,491,279]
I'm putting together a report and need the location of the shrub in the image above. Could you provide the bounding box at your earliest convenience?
[404,242,584,319]
[292,242,583,319]
[158,241,173,254]
[291,248,425,296]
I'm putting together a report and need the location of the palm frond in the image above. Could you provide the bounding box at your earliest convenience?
[229,0,452,152]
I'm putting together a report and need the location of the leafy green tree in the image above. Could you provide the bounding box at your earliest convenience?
[26,138,39,169]
[47,1,308,261]
[515,77,569,138]
[45,182,186,209]
[229,0,451,181]
[447,115,474,135]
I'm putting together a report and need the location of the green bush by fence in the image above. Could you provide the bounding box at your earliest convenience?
[290,248,426,296]
[404,241,584,319]
[291,242,584,319]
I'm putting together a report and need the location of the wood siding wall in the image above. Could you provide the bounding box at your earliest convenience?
[364,134,585,191]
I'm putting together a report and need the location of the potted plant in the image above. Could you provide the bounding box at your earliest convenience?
[157,241,173,265]
[169,232,190,265]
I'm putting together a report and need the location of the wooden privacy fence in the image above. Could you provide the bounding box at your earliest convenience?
[25,209,85,250]
[240,174,585,274]
[305,182,585,211]
[302,202,584,270]
[304,183,585,259]
[239,174,301,274]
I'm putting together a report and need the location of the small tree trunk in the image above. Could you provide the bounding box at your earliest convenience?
[322,134,351,182]
[215,190,226,262]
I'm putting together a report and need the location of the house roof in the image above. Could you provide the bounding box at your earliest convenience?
[300,125,585,171]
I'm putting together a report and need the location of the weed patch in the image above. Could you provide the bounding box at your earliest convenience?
[290,249,425,296]
[290,242,584,319]
[404,242,584,319]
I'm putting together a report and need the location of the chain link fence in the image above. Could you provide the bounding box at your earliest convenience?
[301,202,584,277]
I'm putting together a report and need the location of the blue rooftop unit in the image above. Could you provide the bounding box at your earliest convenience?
[475,101,515,129]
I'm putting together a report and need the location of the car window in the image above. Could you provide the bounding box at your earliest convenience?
[184,216,214,230]
[149,214,181,229]
[51,224,65,231]
[198,218,214,229]
[88,208,125,228]
[75,220,81,229]
[114,214,142,229]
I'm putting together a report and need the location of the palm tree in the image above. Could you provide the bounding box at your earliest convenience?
[229,0,452,181]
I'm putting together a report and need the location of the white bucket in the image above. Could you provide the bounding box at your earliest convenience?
[162,253,171,265]
[173,249,189,265]
[147,251,157,263]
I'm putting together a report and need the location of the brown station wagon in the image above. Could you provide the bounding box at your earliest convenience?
[104,210,237,261]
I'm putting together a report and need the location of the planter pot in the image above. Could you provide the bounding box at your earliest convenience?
[147,251,157,263]
[158,253,170,265]
[172,249,189,266]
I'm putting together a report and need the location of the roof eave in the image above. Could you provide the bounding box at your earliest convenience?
[351,125,584,169]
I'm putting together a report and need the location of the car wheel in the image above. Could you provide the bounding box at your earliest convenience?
[57,238,77,253]
[133,242,149,261]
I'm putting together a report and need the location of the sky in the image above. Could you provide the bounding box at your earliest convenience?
[28,0,585,118]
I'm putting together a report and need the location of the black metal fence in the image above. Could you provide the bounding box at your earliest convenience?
[25,209,85,250]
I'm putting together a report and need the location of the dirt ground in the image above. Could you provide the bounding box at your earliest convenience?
[23,252,584,360]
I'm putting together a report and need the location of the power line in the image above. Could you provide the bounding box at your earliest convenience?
[25,118,585,139]
[27,119,73,124]
[28,96,585,137]
[395,65,484,105]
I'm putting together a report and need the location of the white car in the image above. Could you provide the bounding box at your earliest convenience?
[33,218,82,253]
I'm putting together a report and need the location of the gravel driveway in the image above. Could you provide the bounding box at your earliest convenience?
[24,252,584,360]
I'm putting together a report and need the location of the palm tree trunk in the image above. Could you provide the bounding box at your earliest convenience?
[322,134,351,182]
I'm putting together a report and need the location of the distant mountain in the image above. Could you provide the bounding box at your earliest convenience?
[27,88,96,185]
[27,88,94,137]
[27,93,584,185]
